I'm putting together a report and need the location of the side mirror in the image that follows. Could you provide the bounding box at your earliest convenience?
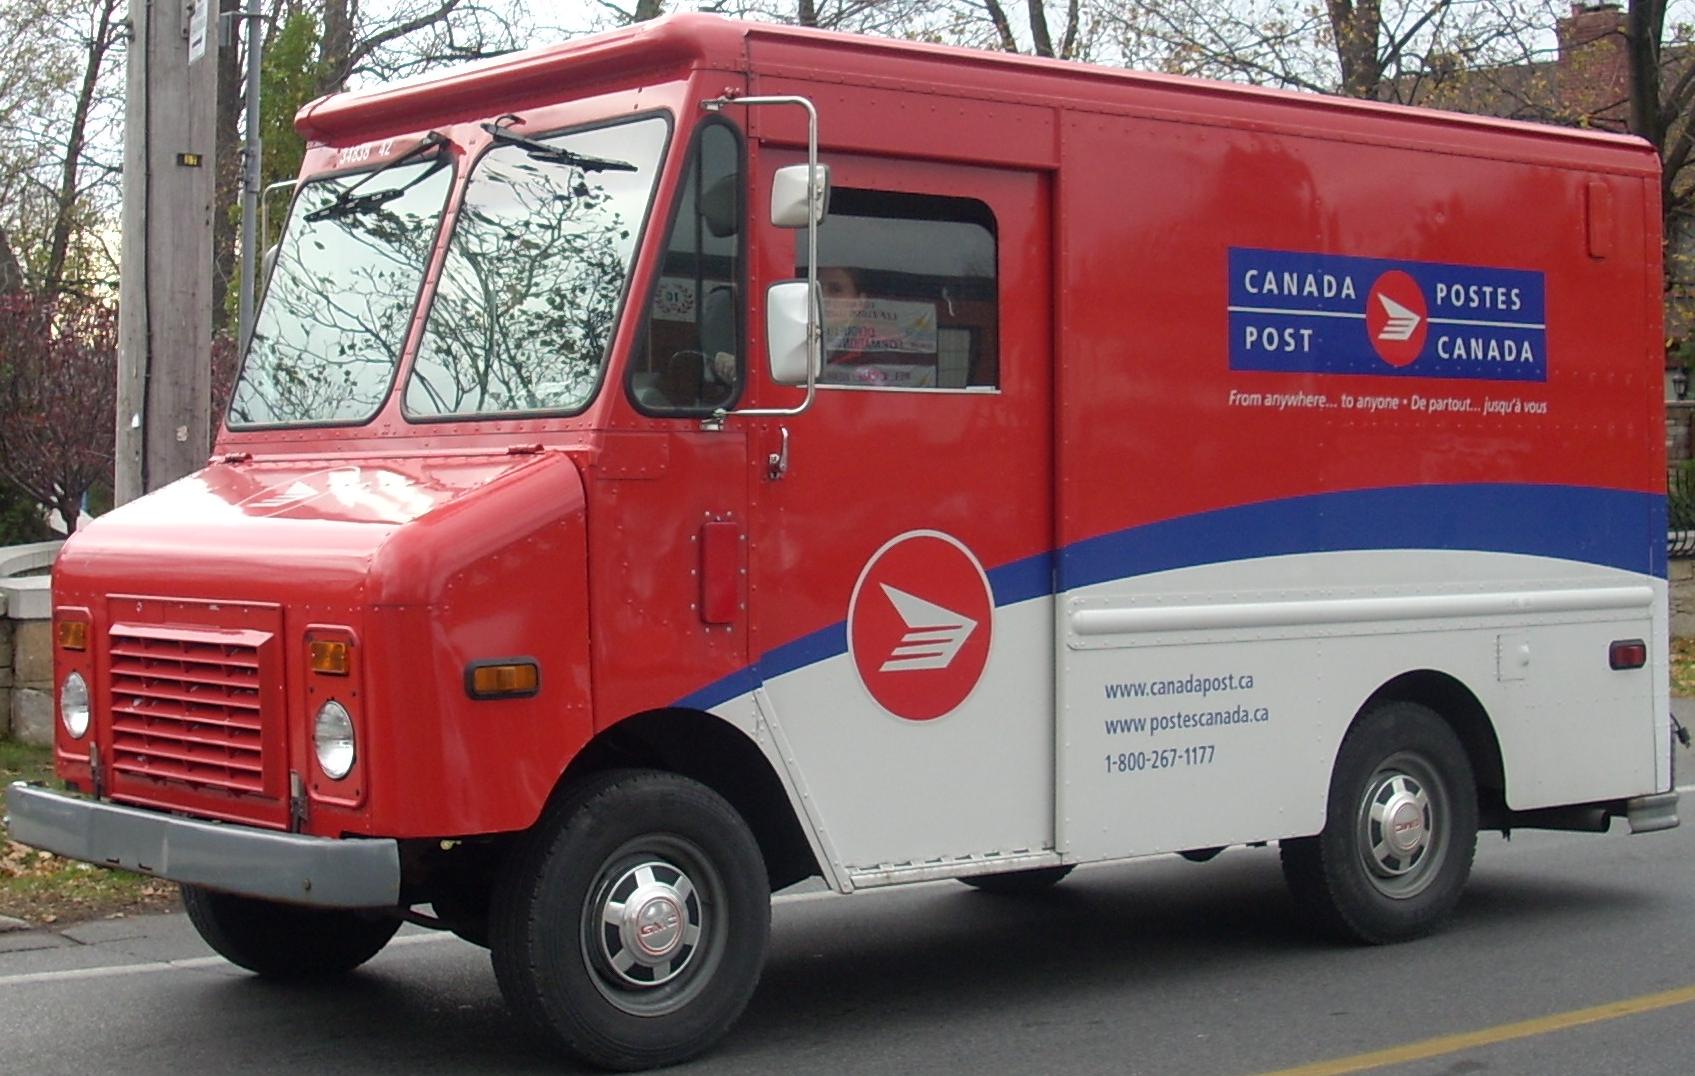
[770,163,830,228]
[766,280,819,385]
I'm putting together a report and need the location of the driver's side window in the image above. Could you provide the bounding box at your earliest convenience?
[628,122,742,414]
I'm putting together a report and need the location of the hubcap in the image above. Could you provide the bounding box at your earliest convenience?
[1372,775,1429,873]
[1355,755,1448,899]
[596,860,702,988]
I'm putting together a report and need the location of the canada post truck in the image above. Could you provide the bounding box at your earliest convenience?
[5,13,1680,1070]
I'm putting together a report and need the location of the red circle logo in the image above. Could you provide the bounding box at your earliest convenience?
[848,531,993,722]
[1365,270,1428,368]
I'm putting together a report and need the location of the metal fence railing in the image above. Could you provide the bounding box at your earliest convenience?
[1671,462,1695,559]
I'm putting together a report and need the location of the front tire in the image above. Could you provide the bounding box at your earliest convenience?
[1281,702,1478,944]
[490,770,770,1071]
[181,885,400,978]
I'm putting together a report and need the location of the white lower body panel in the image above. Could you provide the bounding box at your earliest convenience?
[710,549,1667,888]
[1057,550,1665,862]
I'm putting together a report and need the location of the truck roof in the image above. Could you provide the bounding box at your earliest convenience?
[297,12,1657,175]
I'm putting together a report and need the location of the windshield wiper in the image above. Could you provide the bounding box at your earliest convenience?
[304,131,450,223]
[304,187,406,223]
[480,122,636,173]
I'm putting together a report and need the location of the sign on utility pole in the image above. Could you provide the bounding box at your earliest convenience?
[188,0,211,64]
[115,0,218,504]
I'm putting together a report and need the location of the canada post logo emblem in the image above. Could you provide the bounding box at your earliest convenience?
[1228,248,1546,381]
[848,531,993,722]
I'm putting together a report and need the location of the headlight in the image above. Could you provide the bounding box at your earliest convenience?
[313,700,356,780]
[60,672,90,739]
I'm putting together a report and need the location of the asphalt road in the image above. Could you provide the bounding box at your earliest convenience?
[2,814,1692,1075]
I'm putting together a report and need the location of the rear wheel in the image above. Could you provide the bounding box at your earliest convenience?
[958,865,1073,894]
[181,885,400,978]
[490,770,769,1071]
[1281,702,1478,944]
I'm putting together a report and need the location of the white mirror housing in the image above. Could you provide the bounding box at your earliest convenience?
[771,163,831,228]
[766,280,819,385]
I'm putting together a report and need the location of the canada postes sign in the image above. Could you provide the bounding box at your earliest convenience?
[1227,247,1547,382]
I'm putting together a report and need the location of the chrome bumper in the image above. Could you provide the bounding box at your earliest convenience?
[1626,791,1680,834]
[4,782,400,909]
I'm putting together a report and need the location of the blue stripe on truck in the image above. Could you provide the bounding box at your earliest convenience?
[676,483,1664,711]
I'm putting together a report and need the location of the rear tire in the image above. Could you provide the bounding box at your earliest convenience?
[1281,701,1478,944]
[490,769,770,1071]
[181,885,400,978]
[958,865,1073,894]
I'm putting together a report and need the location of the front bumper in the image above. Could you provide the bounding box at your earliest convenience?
[4,782,400,909]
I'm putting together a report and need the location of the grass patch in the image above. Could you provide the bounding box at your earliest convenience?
[1674,639,1695,699]
[1,739,177,927]
[0,738,54,785]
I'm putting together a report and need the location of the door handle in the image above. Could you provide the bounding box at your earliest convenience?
[767,425,790,481]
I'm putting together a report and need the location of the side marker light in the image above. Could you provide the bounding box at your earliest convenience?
[466,660,540,700]
[58,621,88,651]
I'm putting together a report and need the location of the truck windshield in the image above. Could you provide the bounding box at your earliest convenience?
[404,115,669,418]
[228,154,455,427]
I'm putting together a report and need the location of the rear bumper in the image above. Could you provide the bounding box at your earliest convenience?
[4,782,400,909]
[1626,791,1679,834]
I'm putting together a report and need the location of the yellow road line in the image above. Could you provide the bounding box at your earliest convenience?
[1263,983,1695,1075]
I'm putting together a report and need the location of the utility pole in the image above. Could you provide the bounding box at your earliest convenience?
[115,0,219,504]
[234,7,265,354]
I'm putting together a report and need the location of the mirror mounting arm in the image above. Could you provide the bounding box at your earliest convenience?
[701,94,823,419]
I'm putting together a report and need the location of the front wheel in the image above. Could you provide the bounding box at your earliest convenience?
[181,885,400,978]
[490,770,770,1071]
[1281,702,1478,944]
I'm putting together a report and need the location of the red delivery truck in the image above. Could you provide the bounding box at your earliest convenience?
[6,13,1679,1070]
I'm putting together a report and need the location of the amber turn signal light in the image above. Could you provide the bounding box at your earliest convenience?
[466,660,540,700]
[57,621,87,651]
[309,640,350,675]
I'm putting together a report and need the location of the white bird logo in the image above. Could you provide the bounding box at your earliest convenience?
[878,585,978,672]
[1376,293,1422,342]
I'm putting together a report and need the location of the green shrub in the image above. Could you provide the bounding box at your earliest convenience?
[0,478,51,545]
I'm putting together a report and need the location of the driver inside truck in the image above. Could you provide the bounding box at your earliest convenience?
[819,265,873,369]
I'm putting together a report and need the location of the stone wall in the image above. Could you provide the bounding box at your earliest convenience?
[0,619,10,721]
[7,616,52,745]
[1,542,62,746]
[1669,401,1695,462]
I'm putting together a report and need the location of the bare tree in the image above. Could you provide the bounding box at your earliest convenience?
[1105,0,1546,102]
[41,0,120,296]
[950,0,1083,57]
[1620,3,1695,357]
[316,0,526,91]
[0,228,22,295]
[211,1,530,332]
[1627,3,1695,238]
[0,0,125,296]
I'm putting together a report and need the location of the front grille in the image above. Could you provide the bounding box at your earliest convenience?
[108,626,267,794]
[102,605,288,827]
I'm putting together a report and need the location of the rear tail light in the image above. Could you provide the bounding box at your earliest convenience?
[1608,639,1647,670]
